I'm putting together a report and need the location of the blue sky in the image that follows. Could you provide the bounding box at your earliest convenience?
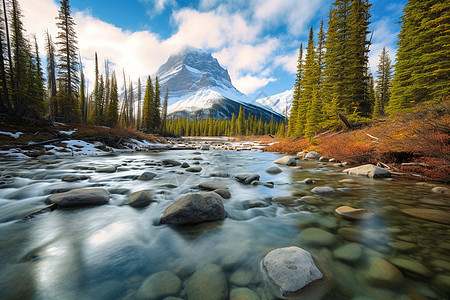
[22,0,407,99]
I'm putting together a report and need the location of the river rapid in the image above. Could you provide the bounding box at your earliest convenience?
[0,141,449,300]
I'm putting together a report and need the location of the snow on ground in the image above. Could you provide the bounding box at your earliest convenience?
[0,131,23,139]
[59,129,77,135]
[0,149,29,158]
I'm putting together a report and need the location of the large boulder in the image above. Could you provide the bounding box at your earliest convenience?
[304,151,321,159]
[160,192,225,225]
[234,173,260,184]
[274,156,297,166]
[265,166,282,174]
[343,164,391,178]
[45,188,109,207]
[125,191,155,208]
[261,246,332,299]
[184,264,228,300]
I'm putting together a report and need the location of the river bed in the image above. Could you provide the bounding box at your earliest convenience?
[0,142,449,299]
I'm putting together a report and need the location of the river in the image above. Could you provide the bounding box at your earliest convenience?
[0,142,449,299]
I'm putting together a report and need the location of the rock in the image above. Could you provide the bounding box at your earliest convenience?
[62,175,89,182]
[45,188,109,207]
[261,246,332,299]
[137,271,181,300]
[199,179,228,191]
[298,196,324,205]
[339,178,360,184]
[388,241,418,252]
[234,173,260,184]
[305,151,321,159]
[96,166,117,173]
[138,172,157,181]
[160,192,225,225]
[125,191,155,208]
[298,178,315,184]
[363,256,403,287]
[335,206,374,220]
[336,188,352,192]
[333,243,363,262]
[244,200,269,208]
[343,164,390,178]
[212,188,231,199]
[431,186,450,195]
[265,166,282,174]
[271,196,296,205]
[181,162,190,168]
[389,258,432,278]
[433,274,450,294]
[162,159,181,167]
[210,172,230,178]
[184,264,227,300]
[230,269,254,286]
[319,156,329,162]
[274,155,297,166]
[200,145,210,150]
[230,288,260,300]
[251,180,274,188]
[186,166,202,172]
[400,208,450,225]
[311,186,335,194]
[299,228,336,247]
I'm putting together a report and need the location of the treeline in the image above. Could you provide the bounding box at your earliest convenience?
[288,0,448,140]
[166,105,284,137]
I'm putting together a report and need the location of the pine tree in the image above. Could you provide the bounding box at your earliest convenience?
[0,4,9,113]
[142,75,154,132]
[56,0,79,123]
[31,35,45,116]
[305,91,322,141]
[129,80,134,128]
[137,77,141,130]
[287,43,303,137]
[107,72,118,127]
[374,47,393,117]
[297,26,319,137]
[45,30,57,117]
[153,76,161,132]
[79,58,87,123]
[230,113,236,136]
[389,0,449,112]
[161,88,168,134]
[237,105,245,135]
[1,0,13,114]
[316,19,326,83]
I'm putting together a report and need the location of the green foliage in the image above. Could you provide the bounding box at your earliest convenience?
[287,43,303,137]
[389,0,449,113]
[237,105,245,135]
[106,73,118,127]
[142,75,154,132]
[153,76,161,132]
[374,47,393,117]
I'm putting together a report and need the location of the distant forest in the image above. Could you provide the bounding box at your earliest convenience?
[0,0,447,138]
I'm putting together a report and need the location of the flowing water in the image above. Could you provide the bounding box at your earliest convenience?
[0,144,449,300]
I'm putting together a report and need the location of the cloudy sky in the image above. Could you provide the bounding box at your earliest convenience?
[20,0,406,99]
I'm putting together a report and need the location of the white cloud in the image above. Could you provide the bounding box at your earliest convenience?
[369,18,398,74]
[274,50,299,74]
[233,74,276,95]
[139,0,177,17]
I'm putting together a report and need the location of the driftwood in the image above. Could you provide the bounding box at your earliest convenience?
[338,112,352,129]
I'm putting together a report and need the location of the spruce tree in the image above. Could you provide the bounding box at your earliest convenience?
[0,5,9,113]
[153,76,161,132]
[287,43,303,137]
[129,80,134,128]
[79,59,87,123]
[56,0,79,123]
[45,30,57,117]
[107,72,118,127]
[237,105,245,135]
[230,113,236,136]
[1,0,13,114]
[137,77,141,130]
[389,0,449,112]
[142,75,154,132]
[374,47,393,117]
[161,88,168,134]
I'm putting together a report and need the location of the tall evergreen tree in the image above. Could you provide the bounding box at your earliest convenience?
[287,43,303,137]
[0,4,9,113]
[79,58,87,123]
[142,75,154,132]
[161,88,168,134]
[237,105,245,135]
[316,19,326,83]
[153,76,161,132]
[129,79,134,128]
[107,72,118,127]
[45,30,57,118]
[374,47,393,117]
[137,77,141,130]
[389,0,449,112]
[56,0,79,123]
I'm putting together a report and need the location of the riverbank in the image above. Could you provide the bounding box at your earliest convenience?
[263,101,450,183]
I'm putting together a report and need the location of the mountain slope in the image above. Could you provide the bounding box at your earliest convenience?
[255,89,293,117]
[156,47,284,122]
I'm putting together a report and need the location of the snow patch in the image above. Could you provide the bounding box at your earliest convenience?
[59,129,77,135]
[255,89,294,116]
[0,131,23,139]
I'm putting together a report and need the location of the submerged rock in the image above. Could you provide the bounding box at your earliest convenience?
[274,156,297,166]
[184,264,227,300]
[234,173,260,184]
[333,243,363,262]
[271,196,296,205]
[261,246,332,299]
[95,166,117,173]
[230,288,260,300]
[311,186,335,194]
[199,179,228,191]
[265,166,282,174]
[62,174,89,182]
[45,188,110,207]
[212,188,231,199]
[138,172,157,181]
[125,191,155,208]
[137,271,181,300]
[299,228,336,247]
[210,171,230,178]
[161,159,181,167]
[400,208,450,225]
[335,206,374,220]
[181,162,190,168]
[343,164,390,178]
[160,192,225,225]
[363,256,403,287]
[186,166,202,172]
[298,178,315,184]
[390,257,432,278]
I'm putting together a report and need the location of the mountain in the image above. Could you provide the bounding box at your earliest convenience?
[155,47,284,122]
[255,89,294,117]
